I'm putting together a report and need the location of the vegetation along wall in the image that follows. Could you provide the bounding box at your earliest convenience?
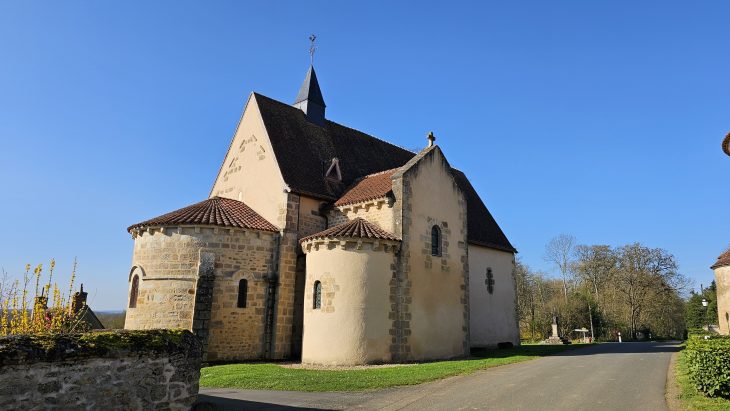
[0,330,202,410]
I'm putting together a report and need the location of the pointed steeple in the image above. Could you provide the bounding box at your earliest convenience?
[293,66,326,125]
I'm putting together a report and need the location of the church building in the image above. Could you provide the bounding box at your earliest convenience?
[124,64,519,365]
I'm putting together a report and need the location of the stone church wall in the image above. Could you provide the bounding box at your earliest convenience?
[125,226,277,361]
[328,198,396,233]
[715,265,730,335]
[391,147,469,361]
[301,241,398,365]
[468,245,519,347]
[210,93,288,229]
[298,196,328,239]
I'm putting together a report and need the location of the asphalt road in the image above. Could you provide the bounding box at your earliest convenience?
[196,341,681,411]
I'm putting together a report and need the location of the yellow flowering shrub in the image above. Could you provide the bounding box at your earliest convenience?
[0,258,89,335]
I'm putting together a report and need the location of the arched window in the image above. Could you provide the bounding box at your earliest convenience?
[237,279,248,308]
[313,281,322,309]
[486,268,494,294]
[129,275,139,308]
[431,225,441,256]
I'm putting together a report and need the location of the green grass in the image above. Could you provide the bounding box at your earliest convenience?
[675,350,730,410]
[200,344,588,392]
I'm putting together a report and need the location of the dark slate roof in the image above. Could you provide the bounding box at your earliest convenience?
[79,306,105,330]
[723,132,730,157]
[128,197,278,233]
[711,248,730,269]
[300,218,400,243]
[451,170,515,252]
[294,66,326,107]
[334,168,398,206]
[253,93,516,252]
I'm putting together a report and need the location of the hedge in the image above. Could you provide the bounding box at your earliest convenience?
[685,335,730,399]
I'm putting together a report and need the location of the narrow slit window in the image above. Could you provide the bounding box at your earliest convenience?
[129,275,139,308]
[313,281,322,309]
[237,279,248,308]
[431,225,441,256]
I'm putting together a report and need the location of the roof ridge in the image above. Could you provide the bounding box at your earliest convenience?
[255,91,416,156]
[362,167,401,178]
[325,119,416,156]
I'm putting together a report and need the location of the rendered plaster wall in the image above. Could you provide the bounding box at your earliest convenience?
[125,226,277,361]
[298,196,328,239]
[301,244,397,365]
[715,265,730,335]
[209,93,288,229]
[468,245,520,347]
[392,146,469,361]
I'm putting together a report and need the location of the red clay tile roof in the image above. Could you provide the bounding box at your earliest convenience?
[334,168,398,206]
[128,197,278,233]
[711,248,730,269]
[723,132,730,157]
[300,218,400,243]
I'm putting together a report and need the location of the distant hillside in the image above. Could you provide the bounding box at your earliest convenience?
[95,311,126,329]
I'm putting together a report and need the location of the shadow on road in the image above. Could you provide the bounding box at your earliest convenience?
[194,395,335,411]
[549,341,683,356]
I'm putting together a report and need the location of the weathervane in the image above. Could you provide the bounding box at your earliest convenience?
[309,34,317,65]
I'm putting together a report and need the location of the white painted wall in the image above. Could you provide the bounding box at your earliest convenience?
[468,245,520,347]
[210,94,288,229]
[302,244,395,365]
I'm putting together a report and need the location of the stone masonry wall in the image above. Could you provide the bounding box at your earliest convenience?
[328,198,396,233]
[270,193,301,359]
[0,330,202,411]
[126,226,277,362]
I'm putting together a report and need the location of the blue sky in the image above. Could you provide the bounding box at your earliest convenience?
[1,1,728,310]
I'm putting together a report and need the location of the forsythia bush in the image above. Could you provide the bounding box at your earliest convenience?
[685,334,730,399]
[0,259,88,335]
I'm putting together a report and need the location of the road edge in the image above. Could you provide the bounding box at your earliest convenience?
[665,351,683,411]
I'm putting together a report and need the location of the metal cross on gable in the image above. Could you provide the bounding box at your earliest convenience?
[309,34,317,65]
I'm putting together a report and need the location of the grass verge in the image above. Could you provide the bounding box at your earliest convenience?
[200,343,588,392]
[674,349,730,410]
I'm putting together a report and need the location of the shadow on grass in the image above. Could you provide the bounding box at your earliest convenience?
[194,395,335,411]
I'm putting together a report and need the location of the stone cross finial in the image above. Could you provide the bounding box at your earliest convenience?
[427,131,436,147]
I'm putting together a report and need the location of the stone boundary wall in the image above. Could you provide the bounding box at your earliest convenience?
[0,330,202,410]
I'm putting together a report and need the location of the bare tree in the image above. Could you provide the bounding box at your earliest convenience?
[544,234,576,304]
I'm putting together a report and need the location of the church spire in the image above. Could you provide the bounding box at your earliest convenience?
[293,35,326,125]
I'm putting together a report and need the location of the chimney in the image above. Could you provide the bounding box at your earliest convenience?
[33,293,48,323]
[71,284,88,314]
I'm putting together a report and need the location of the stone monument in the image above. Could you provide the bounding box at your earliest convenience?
[545,316,569,344]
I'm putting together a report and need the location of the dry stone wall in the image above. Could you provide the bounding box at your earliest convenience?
[0,330,202,411]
